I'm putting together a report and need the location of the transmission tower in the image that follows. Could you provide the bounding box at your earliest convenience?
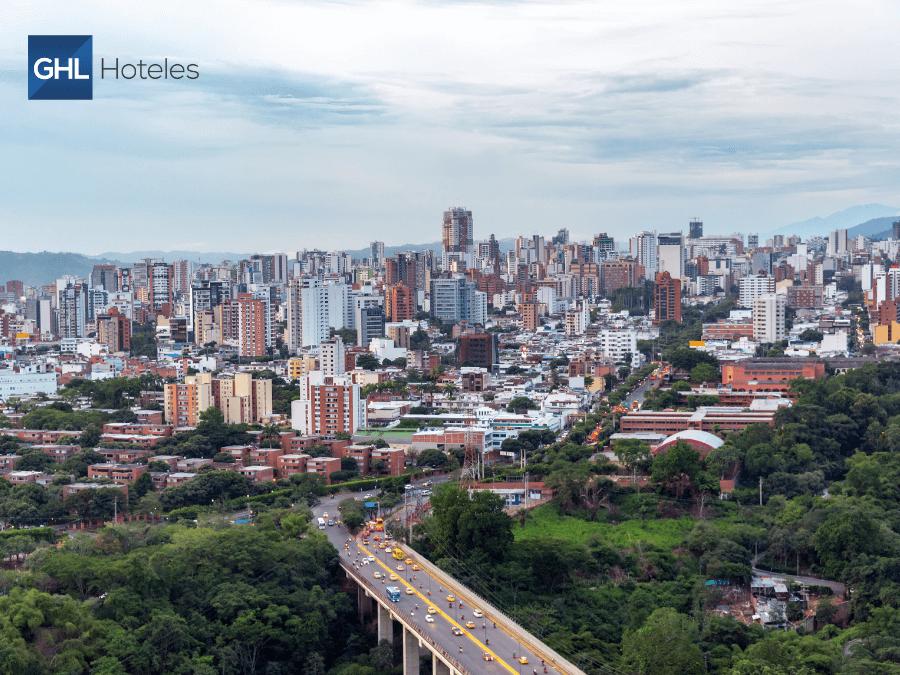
[459,427,482,490]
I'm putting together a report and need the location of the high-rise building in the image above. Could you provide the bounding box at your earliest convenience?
[235,293,268,358]
[653,271,682,324]
[357,305,385,348]
[96,308,131,352]
[442,207,474,255]
[689,219,703,239]
[5,280,24,298]
[593,233,615,258]
[319,336,346,377]
[291,372,364,438]
[520,300,539,332]
[430,276,486,325]
[657,232,684,278]
[827,229,849,256]
[149,262,174,312]
[629,231,658,279]
[385,284,414,322]
[57,281,87,338]
[370,241,385,268]
[893,221,900,240]
[91,264,119,292]
[457,332,497,369]
[753,293,787,343]
[601,258,643,294]
[287,277,330,351]
[747,234,759,249]
[739,274,776,308]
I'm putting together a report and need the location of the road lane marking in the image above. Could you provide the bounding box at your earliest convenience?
[355,540,518,674]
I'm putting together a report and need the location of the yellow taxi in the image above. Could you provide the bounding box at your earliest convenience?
[389,573,399,581]
[427,606,438,615]
[465,621,476,629]
[405,587,415,595]
[404,557,413,565]
[411,564,420,571]
[518,656,529,665]
[446,595,456,603]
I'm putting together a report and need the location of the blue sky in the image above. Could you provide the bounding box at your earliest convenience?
[3,0,900,253]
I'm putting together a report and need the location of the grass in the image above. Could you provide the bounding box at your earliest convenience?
[514,504,695,550]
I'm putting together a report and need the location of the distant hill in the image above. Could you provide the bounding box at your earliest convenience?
[0,251,120,287]
[774,203,900,238]
[95,250,251,264]
[848,216,900,240]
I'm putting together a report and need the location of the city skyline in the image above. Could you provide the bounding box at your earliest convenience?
[5,1,900,252]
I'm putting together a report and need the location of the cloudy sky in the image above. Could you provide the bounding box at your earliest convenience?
[2,0,900,254]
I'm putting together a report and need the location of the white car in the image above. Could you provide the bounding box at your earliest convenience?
[367,556,375,563]
[425,614,435,623]
[373,571,383,579]
[473,609,484,618]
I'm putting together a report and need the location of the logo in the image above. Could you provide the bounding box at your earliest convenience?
[28,35,93,100]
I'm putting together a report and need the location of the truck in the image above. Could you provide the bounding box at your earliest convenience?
[316,517,326,530]
[385,586,401,603]
[392,547,405,560]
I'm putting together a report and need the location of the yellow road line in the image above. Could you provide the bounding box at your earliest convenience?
[356,540,519,674]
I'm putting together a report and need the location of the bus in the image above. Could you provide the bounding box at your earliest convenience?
[385,586,401,603]
[317,517,326,530]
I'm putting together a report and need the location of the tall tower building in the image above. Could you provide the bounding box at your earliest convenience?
[370,241,385,268]
[286,278,330,352]
[319,336,345,377]
[629,231,658,279]
[689,219,703,239]
[442,207,474,254]
[753,293,786,343]
[653,272,682,324]
[657,232,684,278]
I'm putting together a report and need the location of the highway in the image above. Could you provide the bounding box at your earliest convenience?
[313,490,580,675]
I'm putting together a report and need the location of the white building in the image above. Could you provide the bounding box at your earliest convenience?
[657,232,684,278]
[0,367,58,398]
[739,275,776,308]
[319,336,345,377]
[597,329,638,361]
[286,277,330,351]
[752,293,786,343]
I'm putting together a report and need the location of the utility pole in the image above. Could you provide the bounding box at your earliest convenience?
[113,495,117,523]
[759,476,763,506]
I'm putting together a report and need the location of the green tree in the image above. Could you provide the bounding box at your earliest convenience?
[621,607,704,675]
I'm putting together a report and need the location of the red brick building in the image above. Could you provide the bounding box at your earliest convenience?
[721,358,825,392]
[653,272,682,324]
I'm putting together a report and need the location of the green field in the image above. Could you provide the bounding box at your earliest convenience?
[514,505,695,549]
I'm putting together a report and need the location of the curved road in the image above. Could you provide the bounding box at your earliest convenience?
[313,491,576,675]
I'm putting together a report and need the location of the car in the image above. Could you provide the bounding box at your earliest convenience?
[427,606,438,615]
[367,556,375,563]
[446,595,456,603]
[465,621,476,629]
[363,493,373,499]
[405,587,415,595]
[404,558,413,565]
[451,627,463,636]
[389,573,399,581]
[373,571,383,579]
[396,564,405,571]
[482,653,494,662]
[404,484,414,490]
[518,656,529,665]
[425,614,435,623]
[411,564,420,571]
[472,609,483,618]
[327,520,335,526]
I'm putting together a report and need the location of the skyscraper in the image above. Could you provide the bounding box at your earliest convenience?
[629,231,658,279]
[286,278,330,351]
[442,207,474,255]
[653,271,682,324]
[370,241,385,268]
[657,232,684,278]
[689,219,703,239]
[357,305,385,348]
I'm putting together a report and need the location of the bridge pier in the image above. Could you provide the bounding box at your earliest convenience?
[377,603,394,644]
[402,627,420,675]
[357,586,374,622]
[432,653,451,675]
